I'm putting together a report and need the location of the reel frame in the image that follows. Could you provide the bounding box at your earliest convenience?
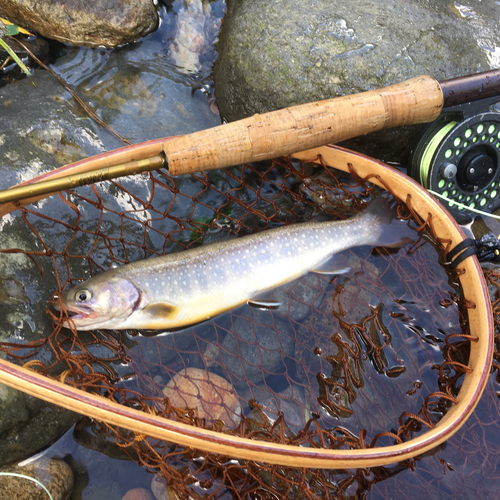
[410,96,500,224]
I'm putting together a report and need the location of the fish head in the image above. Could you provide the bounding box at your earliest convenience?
[56,276,141,331]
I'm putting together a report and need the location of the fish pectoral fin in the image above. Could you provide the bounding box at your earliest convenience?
[248,292,282,309]
[142,302,180,320]
[311,253,351,275]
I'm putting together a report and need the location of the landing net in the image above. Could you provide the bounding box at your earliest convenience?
[0,154,479,498]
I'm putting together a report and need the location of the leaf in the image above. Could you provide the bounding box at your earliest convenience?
[0,17,33,36]
[3,24,18,36]
[0,38,31,76]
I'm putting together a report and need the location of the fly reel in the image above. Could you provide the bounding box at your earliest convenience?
[410,109,500,224]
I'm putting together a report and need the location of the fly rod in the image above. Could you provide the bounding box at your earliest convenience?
[1,69,499,209]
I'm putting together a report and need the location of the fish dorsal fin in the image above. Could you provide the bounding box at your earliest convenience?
[311,253,351,275]
[142,303,180,320]
[248,292,282,309]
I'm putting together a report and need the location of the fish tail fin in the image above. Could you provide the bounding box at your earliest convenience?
[362,196,415,248]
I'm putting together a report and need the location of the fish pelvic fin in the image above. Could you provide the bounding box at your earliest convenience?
[311,253,351,275]
[248,292,282,309]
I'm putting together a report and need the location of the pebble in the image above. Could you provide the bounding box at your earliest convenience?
[151,475,186,500]
[162,367,242,429]
[122,488,155,500]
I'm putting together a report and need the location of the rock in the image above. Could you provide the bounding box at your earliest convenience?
[258,384,309,434]
[0,0,158,48]
[0,4,221,466]
[214,0,497,164]
[0,456,73,500]
[151,475,168,500]
[0,169,81,466]
[168,0,222,74]
[151,475,184,500]
[122,488,155,500]
[275,273,325,322]
[162,367,242,429]
[0,382,80,466]
[219,307,296,391]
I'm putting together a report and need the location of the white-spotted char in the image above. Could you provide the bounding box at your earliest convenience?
[56,197,411,330]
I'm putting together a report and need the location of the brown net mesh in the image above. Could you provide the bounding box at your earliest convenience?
[0,155,477,497]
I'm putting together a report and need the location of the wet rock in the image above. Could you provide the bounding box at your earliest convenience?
[151,475,168,500]
[0,5,221,465]
[214,0,497,164]
[219,307,296,391]
[0,0,158,48]
[0,456,73,500]
[0,382,80,466]
[258,384,309,434]
[275,273,325,322]
[0,183,81,466]
[151,475,176,500]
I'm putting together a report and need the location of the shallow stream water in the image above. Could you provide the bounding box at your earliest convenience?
[1,2,500,499]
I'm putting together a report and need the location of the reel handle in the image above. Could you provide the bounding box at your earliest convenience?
[163,75,443,175]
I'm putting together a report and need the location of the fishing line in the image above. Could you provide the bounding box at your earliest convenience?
[0,472,53,500]
[428,189,500,219]
[419,121,458,187]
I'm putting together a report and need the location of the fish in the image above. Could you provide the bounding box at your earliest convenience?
[55,196,412,331]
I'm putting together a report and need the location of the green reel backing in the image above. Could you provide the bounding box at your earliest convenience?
[410,112,500,224]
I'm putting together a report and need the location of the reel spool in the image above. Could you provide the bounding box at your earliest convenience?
[410,111,500,224]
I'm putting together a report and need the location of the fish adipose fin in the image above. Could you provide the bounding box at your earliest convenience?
[142,303,180,320]
[364,196,416,248]
[248,292,282,309]
[311,253,351,275]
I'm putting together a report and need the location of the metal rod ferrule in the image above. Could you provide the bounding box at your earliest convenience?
[0,155,165,205]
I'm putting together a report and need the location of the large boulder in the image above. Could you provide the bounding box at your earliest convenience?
[214,0,498,163]
[0,0,158,47]
[0,6,220,465]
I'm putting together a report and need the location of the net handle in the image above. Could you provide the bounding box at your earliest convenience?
[163,75,443,175]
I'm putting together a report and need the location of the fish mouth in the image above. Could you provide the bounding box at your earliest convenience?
[54,303,99,324]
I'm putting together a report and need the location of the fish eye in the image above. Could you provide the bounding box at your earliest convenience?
[75,289,92,303]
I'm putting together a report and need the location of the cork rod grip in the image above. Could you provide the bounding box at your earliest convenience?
[164,75,443,176]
